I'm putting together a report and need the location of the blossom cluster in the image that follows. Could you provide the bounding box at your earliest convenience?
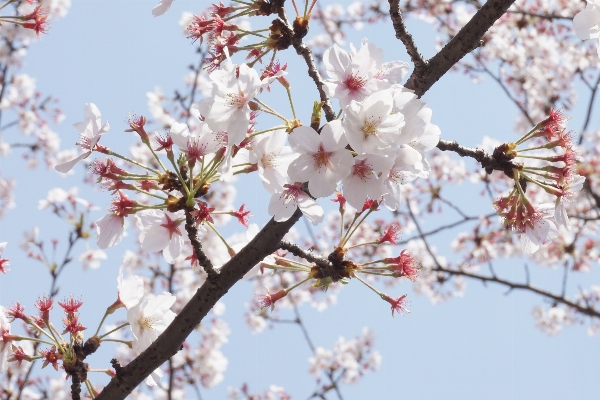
[492,110,585,254]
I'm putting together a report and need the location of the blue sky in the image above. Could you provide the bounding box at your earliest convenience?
[1,1,599,399]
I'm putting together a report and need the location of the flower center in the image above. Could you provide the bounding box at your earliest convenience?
[227,92,247,109]
[139,316,156,330]
[313,145,332,168]
[352,160,373,180]
[344,73,367,92]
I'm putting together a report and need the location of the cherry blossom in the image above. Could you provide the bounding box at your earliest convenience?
[127,292,177,354]
[287,120,353,198]
[268,182,324,225]
[249,129,295,194]
[1,309,13,373]
[382,146,426,211]
[573,0,600,57]
[341,154,393,209]
[200,62,263,146]
[554,174,586,230]
[169,121,225,156]
[520,205,558,255]
[77,249,107,270]
[136,209,189,263]
[96,191,139,249]
[0,242,9,274]
[323,39,408,108]
[55,103,110,173]
[343,89,404,155]
[117,256,145,310]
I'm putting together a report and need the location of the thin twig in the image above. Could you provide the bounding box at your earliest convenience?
[279,240,331,269]
[578,72,600,145]
[388,0,426,69]
[407,206,599,319]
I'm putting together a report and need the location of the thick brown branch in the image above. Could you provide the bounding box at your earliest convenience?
[96,210,303,399]
[388,0,426,70]
[405,0,517,97]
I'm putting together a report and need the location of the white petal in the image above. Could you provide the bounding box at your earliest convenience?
[96,214,124,249]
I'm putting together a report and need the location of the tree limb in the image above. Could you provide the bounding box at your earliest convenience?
[404,0,517,97]
[388,0,426,70]
[96,210,303,399]
[436,138,518,176]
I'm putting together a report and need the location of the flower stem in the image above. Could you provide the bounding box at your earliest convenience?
[99,322,130,340]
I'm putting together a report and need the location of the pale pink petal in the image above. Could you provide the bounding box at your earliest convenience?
[96,214,124,249]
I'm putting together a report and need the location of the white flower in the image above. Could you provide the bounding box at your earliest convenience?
[382,146,425,210]
[0,242,9,274]
[202,63,263,146]
[127,292,177,354]
[19,227,39,251]
[136,209,191,263]
[78,249,107,270]
[268,182,324,225]
[573,1,600,57]
[38,187,90,210]
[117,257,145,310]
[341,154,394,209]
[55,103,110,173]
[96,214,125,249]
[343,89,404,155]
[391,88,441,153]
[288,120,353,198]
[0,309,11,373]
[554,174,586,231]
[169,121,225,155]
[323,39,408,108]
[520,205,558,255]
[249,129,295,194]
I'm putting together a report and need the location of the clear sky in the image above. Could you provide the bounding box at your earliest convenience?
[1,1,599,399]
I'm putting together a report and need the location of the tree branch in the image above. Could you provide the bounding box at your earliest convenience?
[388,0,426,70]
[433,265,600,319]
[436,138,517,176]
[404,0,517,97]
[406,206,599,320]
[96,210,303,399]
[185,210,218,281]
[278,240,331,269]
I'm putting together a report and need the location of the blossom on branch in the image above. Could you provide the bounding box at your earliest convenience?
[127,292,177,354]
[55,103,110,173]
[287,120,353,198]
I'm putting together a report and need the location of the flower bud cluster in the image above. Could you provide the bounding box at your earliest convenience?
[492,110,585,254]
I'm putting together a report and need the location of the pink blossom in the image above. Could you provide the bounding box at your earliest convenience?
[249,129,294,194]
[127,292,177,354]
[135,209,188,263]
[0,242,9,274]
[268,182,324,225]
[55,103,110,173]
[342,154,393,210]
[288,120,353,198]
